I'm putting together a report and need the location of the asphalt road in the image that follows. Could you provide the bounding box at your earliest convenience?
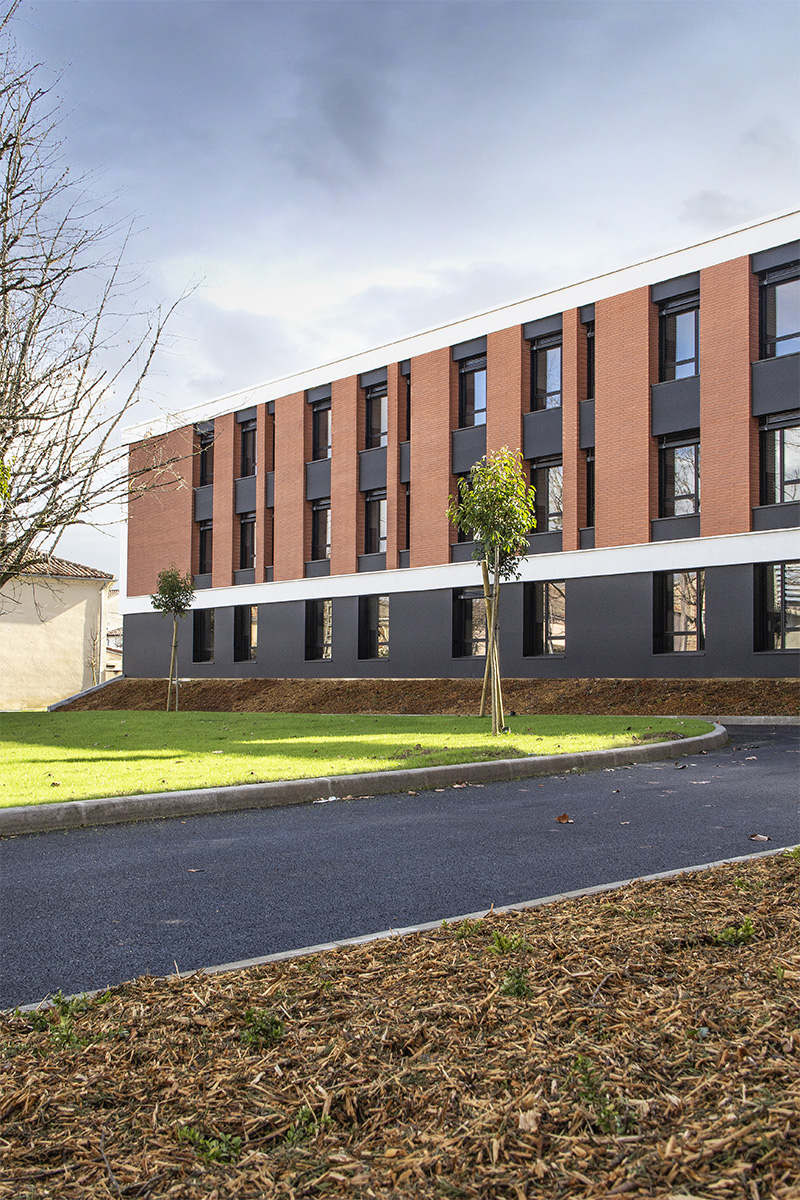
[2,722,798,1010]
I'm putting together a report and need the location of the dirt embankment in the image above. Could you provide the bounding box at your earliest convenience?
[58,676,799,716]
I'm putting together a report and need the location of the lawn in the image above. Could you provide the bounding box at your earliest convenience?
[0,711,713,807]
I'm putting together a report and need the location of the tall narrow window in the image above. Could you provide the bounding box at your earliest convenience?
[755,562,800,651]
[365,383,388,449]
[240,418,256,477]
[585,451,595,528]
[760,266,800,358]
[524,581,566,655]
[311,500,331,560]
[233,605,258,662]
[585,321,595,401]
[532,458,563,532]
[358,595,390,659]
[198,426,214,486]
[458,355,487,427]
[305,598,332,660]
[192,609,214,663]
[659,294,699,381]
[239,512,256,570]
[531,334,562,410]
[197,520,213,575]
[659,435,700,516]
[760,421,800,505]
[654,570,705,653]
[364,489,387,554]
[311,401,332,461]
[402,483,411,552]
[402,370,411,441]
[452,588,487,657]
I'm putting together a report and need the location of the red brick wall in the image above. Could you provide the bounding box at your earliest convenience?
[210,413,235,588]
[486,326,524,455]
[330,376,359,576]
[126,426,194,596]
[410,347,457,567]
[595,287,658,547]
[700,256,757,536]
[273,392,306,581]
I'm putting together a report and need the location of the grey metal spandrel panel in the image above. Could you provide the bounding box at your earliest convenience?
[234,475,257,514]
[451,541,476,563]
[235,406,257,423]
[233,568,256,585]
[579,304,595,324]
[650,376,700,436]
[359,366,387,387]
[751,242,800,273]
[527,531,562,554]
[579,528,595,549]
[522,313,562,340]
[266,472,274,508]
[305,458,331,500]
[306,383,331,403]
[358,446,387,491]
[358,553,386,573]
[651,272,700,302]
[398,550,410,568]
[752,502,800,531]
[122,613,174,678]
[452,336,487,361]
[193,485,213,521]
[523,408,563,459]
[751,355,800,417]
[399,441,410,483]
[579,401,595,449]
[651,515,701,542]
[305,559,331,578]
[193,573,212,590]
[451,425,487,474]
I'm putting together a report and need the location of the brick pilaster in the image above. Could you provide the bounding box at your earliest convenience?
[330,376,359,576]
[273,392,306,581]
[410,347,458,567]
[486,325,524,456]
[126,426,194,596]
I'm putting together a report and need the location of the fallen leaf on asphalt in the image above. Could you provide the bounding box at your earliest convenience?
[745,756,758,761]
[555,813,573,824]
[620,821,630,825]
[186,869,204,873]
[612,789,620,793]
[453,782,467,789]
[749,833,771,841]
[674,764,687,770]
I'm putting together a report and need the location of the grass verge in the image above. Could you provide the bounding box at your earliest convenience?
[0,712,713,807]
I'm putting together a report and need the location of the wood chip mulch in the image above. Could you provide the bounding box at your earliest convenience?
[2,853,798,1199]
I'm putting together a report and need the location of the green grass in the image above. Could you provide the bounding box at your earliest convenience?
[0,712,714,808]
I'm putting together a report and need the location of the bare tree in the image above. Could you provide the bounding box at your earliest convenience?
[0,3,185,591]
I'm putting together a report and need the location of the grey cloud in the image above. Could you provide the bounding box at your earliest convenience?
[678,190,758,231]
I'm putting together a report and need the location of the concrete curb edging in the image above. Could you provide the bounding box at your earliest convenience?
[1,723,729,836]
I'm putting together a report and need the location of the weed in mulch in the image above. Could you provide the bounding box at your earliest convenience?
[1,852,798,1199]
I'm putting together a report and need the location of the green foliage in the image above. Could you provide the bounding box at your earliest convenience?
[499,967,532,998]
[489,930,529,955]
[713,916,756,945]
[178,1125,242,1163]
[284,1104,330,1145]
[150,565,195,619]
[454,918,484,940]
[241,1007,284,1048]
[570,1054,633,1135]
[447,447,536,580]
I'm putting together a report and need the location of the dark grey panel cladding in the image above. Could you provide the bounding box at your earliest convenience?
[523,408,563,459]
[579,304,595,324]
[196,420,214,436]
[236,406,257,423]
[451,541,475,563]
[651,272,700,302]
[359,366,388,387]
[400,360,410,376]
[305,458,331,500]
[452,336,487,361]
[193,573,212,590]
[305,559,330,578]
[579,401,595,449]
[234,569,255,585]
[751,355,800,417]
[752,503,800,531]
[359,447,387,491]
[307,384,331,403]
[358,552,386,573]
[398,550,410,568]
[123,612,179,678]
[193,485,213,521]
[452,425,487,474]
[579,528,595,549]
[522,314,562,340]
[651,377,701,436]
[266,402,275,416]
[751,242,800,273]
[399,441,411,484]
[527,531,562,554]
[235,475,257,514]
[651,515,701,541]
[266,472,275,508]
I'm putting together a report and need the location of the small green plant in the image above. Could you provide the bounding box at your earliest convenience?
[489,930,529,955]
[734,875,765,893]
[713,916,756,945]
[783,847,800,861]
[774,964,786,983]
[178,1126,242,1163]
[571,1054,632,1136]
[454,918,484,940]
[241,1007,284,1048]
[499,967,532,998]
[284,1104,329,1145]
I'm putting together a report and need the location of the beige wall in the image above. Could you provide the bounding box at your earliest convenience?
[0,576,111,710]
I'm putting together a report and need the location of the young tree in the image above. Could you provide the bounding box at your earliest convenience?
[150,566,195,712]
[447,447,536,735]
[0,4,184,591]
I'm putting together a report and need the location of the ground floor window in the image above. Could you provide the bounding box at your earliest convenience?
[755,562,800,650]
[233,605,258,661]
[305,598,332,660]
[358,595,389,659]
[524,580,566,655]
[452,588,487,657]
[192,609,214,663]
[654,570,705,653]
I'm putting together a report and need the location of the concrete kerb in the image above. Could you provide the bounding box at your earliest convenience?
[1,722,730,837]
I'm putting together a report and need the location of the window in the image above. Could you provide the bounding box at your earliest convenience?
[452,588,487,657]
[402,483,410,552]
[402,371,411,441]
[532,458,563,532]
[531,334,562,410]
[364,489,387,554]
[524,581,566,655]
[240,418,256,477]
[311,401,331,461]
[755,562,800,651]
[359,595,389,659]
[305,598,332,660]
[192,609,214,663]
[239,512,255,570]
[760,420,800,505]
[760,266,800,359]
[585,321,595,401]
[454,474,472,543]
[365,383,388,449]
[585,451,595,528]
[659,434,700,516]
[654,570,705,653]
[311,500,331,560]
[234,605,258,662]
[197,520,213,575]
[659,294,699,381]
[198,426,214,486]
[458,355,487,427]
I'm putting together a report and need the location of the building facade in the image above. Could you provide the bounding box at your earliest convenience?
[123,212,800,681]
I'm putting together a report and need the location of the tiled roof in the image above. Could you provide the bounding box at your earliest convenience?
[16,556,115,581]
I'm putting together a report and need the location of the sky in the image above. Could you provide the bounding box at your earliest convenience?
[8,0,800,576]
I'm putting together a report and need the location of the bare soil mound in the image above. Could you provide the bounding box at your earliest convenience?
[59,676,799,715]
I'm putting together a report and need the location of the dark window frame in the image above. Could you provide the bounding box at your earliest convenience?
[198,428,214,486]
[452,588,487,658]
[585,321,595,401]
[659,293,699,382]
[192,608,214,663]
[653,569,705,654]
[358,594,390,660]
[585,450,595,528]
[530,333,563,411]
[523,580,566,656]
[754,561,800,651]
[458,354,487,428]
[364,488,387,555]
[759,263,800,360]
[233,605,258,662]
[365,382,388,449]
[532,457,563,532]
[311,401,332,461]
[659,432,701,517]
[239,418,257,478]
[760,417,800,505]
[197,520,213,575]
[305,597,332,661]
[311,499,331,561]
[239,512,256,571]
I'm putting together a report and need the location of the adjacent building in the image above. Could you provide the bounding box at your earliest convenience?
[122,211,799,680]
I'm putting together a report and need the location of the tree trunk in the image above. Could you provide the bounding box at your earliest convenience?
[166,615,179,711]
[479,559,493,718]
